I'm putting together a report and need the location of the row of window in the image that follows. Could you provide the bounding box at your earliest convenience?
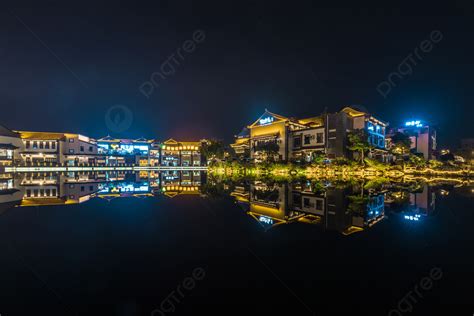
[69,145,94,154]
[293,132,324,148]
[25,141,57,150]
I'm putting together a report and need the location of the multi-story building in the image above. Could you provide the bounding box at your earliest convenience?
[389,120,437,160]
[160,138,203,166]
[326,106,389,161]
[233,110,327,163]
[0,125,22,166]
[16,131,98,166]
[96,136,153,166]
[230,128,250,158]
[231,106,389,162]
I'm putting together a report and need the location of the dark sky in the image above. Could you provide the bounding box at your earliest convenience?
[1,1,473,145]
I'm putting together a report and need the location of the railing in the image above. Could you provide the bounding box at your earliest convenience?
[4,165,208,173]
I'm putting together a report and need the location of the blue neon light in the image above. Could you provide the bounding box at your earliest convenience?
[259,117,274,125]
[405,120,422,127]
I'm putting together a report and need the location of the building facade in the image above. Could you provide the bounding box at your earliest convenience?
[15,131,98,166]
[388,120,437,160]
[160,138,203,167]
[231,107,389,162]
[0,125,22,166]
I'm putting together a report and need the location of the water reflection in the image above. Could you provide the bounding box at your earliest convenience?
[0,171,206,212]
[0,171,471,236]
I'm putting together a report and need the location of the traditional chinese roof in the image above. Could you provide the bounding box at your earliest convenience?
[235,127,250,138]
[298,116,324,127]
[0,124,19,138]
[0,143,19,150]
[249,109,291,128]
[162,138,201,146]
[17,131,70,140]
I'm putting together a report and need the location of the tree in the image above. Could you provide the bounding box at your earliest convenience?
[347,129,372,164]
[201,140,225,161]
[409,154,426,168]
[390,132,412,155]
[254,141,280,162]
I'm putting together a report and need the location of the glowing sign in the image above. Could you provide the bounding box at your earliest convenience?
[259,216,273,225]
[259,117,274,125]
[405,120,422,127]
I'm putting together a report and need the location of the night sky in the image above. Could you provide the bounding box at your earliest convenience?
[1,1,473,145]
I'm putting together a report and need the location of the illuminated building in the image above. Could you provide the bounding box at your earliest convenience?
[0,124,22,166]
[149,142,161,166]
[97,136,153,166]
[326,107,389,161]
[231,106,389,162]
[230,128,250,157]
[290,116,326,162]
[389,120,437,160]
[160,138,202,167]
[15,131,98,166]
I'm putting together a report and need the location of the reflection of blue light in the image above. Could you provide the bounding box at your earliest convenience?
[259,216,273,225]
[404,214,421,221]
[368,126,374,131]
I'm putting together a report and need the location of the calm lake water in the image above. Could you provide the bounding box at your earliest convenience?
[0,171,472,315]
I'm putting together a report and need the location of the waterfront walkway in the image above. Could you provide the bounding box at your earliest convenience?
[3,166,208,173]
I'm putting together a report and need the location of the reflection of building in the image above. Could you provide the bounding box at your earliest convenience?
[406,185,436,221]
[385,184,437,222]
[0,171,206,209]
[231,181,385,234]
[0,125,22,166]
[1,173,100,207]
[389,120,437,160]
[16,131,98,166]
[231,107,389,162]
